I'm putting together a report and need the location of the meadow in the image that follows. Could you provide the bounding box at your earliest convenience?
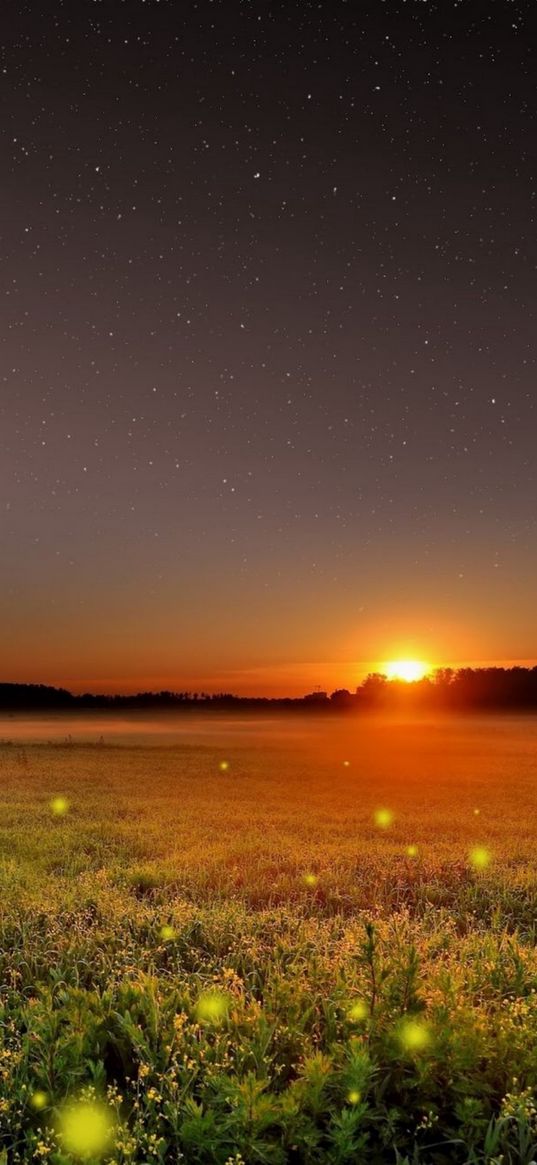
[1,713,537,1164]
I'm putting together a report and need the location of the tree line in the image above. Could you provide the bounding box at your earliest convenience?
[2,667,537,712]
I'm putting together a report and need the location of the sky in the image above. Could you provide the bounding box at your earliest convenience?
[2,1,536,696]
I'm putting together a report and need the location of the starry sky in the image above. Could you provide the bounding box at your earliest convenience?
[2,0,536,695]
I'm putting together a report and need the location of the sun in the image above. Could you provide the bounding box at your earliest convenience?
[384,659,430,683]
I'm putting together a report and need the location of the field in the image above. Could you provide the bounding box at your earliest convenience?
[1,714,537,1164]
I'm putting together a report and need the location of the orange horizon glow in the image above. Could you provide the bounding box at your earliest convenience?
[3,657,537,698]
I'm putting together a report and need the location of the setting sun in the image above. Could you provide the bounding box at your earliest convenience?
[384,659,431,683]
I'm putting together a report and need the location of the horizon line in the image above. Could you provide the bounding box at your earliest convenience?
[3,662,537,703]
[4,657,537,699]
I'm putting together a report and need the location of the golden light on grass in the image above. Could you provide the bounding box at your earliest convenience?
[347,1089,361,1105]
[406,844,419,858]
[469,845,491,870]
[218,760,230,773]
[58,1101,115,1159]
[398,1018,431,1053]
[374,807,393,829]
[159,924,176,941]
[384,659,430,682]
[50,796,69,816]
[303,872,318,888]
[195,990,229,1024]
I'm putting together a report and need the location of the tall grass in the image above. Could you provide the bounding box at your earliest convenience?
[1,718,537,1162]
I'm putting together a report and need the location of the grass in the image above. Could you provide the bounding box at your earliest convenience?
[1,714,537,1163]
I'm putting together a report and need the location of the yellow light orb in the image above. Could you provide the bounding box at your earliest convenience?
[469,845,491,870]
[58,1101,114,1159]
[374,808,393,829]
[348,1000,368,1022]
[50,796,69,816]
[406,844,419,858]
[347,1089,361,1105]
[160,924,176,941]
[399,1018,430,1052]
[303,872,318,888]
[218,760,230,773]
[30,1090,49,1110]
[195,991,229,1024]
[385,660,430,683]
[343,760,350,767]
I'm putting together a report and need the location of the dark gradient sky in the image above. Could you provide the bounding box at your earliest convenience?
[2,1,536,694]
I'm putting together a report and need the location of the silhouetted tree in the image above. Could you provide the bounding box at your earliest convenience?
[2,669,537,714]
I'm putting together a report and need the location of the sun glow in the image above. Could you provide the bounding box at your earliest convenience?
[384,659,430,683]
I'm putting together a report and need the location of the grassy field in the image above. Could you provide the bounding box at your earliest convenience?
[1,714,537,1164]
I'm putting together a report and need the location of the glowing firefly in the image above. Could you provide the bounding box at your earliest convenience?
[58,1101,115,1159]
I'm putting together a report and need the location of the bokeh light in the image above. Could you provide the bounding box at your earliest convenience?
[58,1101,115,1159]
[374,808,393,829]
[398,1018,431,1052]
[469,845,491,870]
[50,796,69,816]
[195,990,229,1024]
[30,1090,49,1110]
[348,1000,368,1023]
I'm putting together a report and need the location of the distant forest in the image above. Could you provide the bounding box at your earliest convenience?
[2,668,537,712]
